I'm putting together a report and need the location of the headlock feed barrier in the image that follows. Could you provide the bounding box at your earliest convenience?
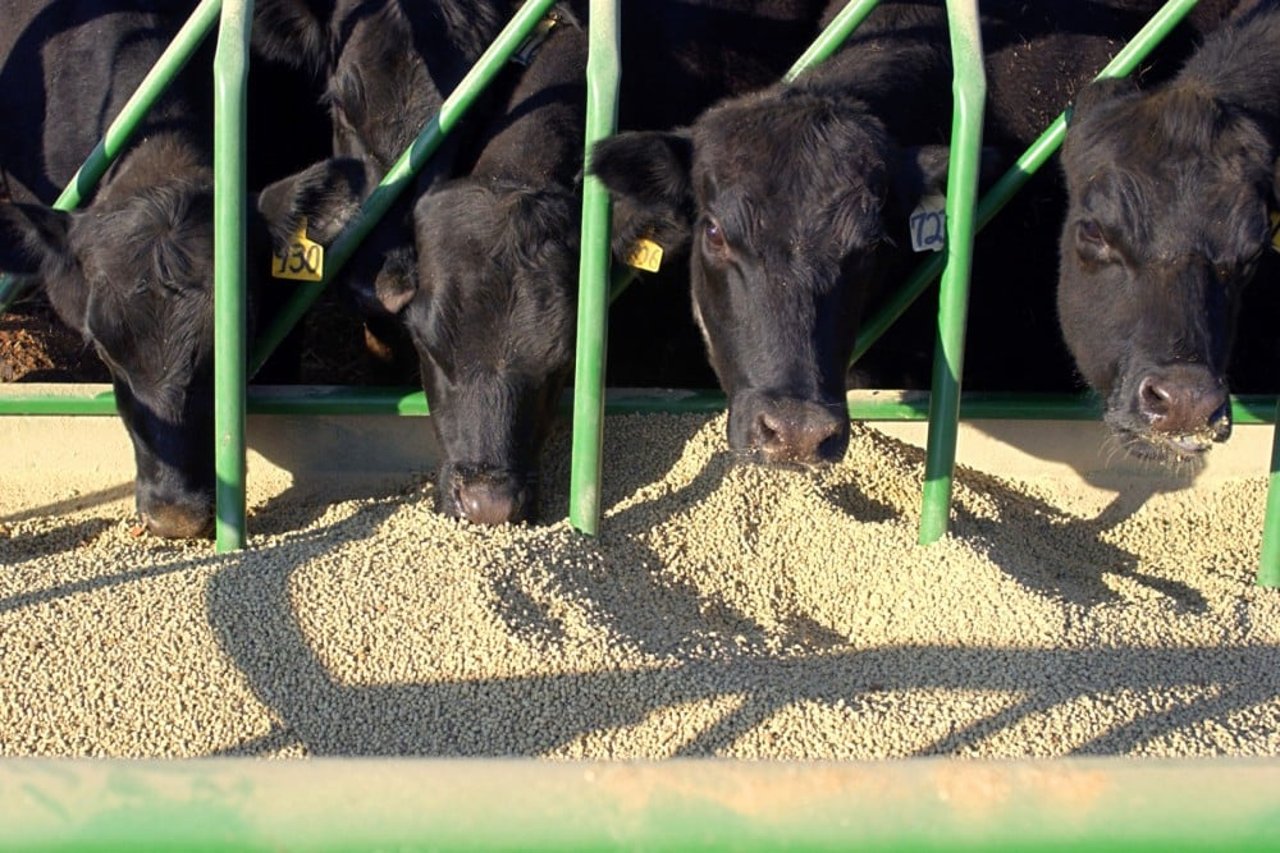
[1,0,1279,576]
[5,1,1280,847]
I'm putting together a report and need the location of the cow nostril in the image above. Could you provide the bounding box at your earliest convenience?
[1138,376,1172,421]
[754,411,783,450]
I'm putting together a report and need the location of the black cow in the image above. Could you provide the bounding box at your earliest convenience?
[1057,1,1280,461]
[0,0,364,538]
[374,11,587,524]
[591,0,1244,465]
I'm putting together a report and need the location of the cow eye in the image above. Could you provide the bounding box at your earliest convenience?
[703,219,727,254]
[1077,219,1105,246]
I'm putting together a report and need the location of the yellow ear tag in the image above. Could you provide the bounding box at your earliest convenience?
[271,217,324,282]
[624,237,664,273]
[1270,211,1280,253]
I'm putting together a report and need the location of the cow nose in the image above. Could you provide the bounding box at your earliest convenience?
[750,400,847,464]
[1137,369,1230,438]
[139,504,214,539]
[453,478,523,526]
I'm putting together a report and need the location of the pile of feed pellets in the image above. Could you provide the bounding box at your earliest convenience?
[3,413,1278,758]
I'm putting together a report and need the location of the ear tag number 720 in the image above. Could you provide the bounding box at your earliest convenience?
[909,195,947,253]
[271,217,324,282]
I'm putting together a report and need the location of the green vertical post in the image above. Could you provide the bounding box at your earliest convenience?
[1259,402,1280,587]
[0,0,223,312]
[783,0,882,82]
[569,0,620,535]
[247,0,559,377]
[849,0,1206,368]
[918,0,985,545]
[213,0,252,552]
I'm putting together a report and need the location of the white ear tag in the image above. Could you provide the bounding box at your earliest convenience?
[909,195,947,253]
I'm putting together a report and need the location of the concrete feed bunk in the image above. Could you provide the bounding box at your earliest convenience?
[1,391,1278,758]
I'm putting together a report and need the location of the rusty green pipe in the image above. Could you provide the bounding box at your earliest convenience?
[0,0,223,312]
[5,757,1280,851]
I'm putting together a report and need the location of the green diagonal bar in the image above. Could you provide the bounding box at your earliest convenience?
[0,0,223,312]
[568,0,620,535]
[784,0,882,82]
[247,0,559,377]
[213,0,253,552]
[918,0,985,545]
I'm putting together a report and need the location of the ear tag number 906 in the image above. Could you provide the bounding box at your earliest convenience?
[272,217,324,282]
[624,237,664,273]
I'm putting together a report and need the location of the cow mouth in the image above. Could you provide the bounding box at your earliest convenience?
[1107,421,1221,465]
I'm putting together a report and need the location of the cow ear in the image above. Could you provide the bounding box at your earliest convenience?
[0,203,90,332]
[252,0,330,76]
[891,145,1003,215]
[256,156,365,249]
[371,242,418,316]
[0,202,73,276]
[1068,77,1138,126]
[590,130,695,259]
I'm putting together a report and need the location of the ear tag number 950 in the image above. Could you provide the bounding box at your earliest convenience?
[272,217,324,282]
[909,195,947,253]
[624,237,664,273]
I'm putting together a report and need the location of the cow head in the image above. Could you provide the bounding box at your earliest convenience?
[1059,77,1278,461]
[592,88,951,465]
[382,179,578,525]
[0,145,364,538]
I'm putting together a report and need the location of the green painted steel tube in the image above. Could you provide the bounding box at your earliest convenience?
[213,0,252,552]
[568,0,621,536]
[1259,403,1280,587]
[919,0,985,545]
[7,387,1280,423]
[850,0,1205,368]
[784,0,882,82]
[0,0,223,312]
[247,0,559,377]
[6,757,1280,851]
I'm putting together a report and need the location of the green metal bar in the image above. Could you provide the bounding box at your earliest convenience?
[247,0,559,377]
[918,0,985,545]
[568,0,620,536]
[7,387,1280,423]
[213,0,252,552]
[6,757,1280,850]
[0,0,224,312]
[784,0,883,82]
[1259,400,1280,587]
[850,0,1205,367]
